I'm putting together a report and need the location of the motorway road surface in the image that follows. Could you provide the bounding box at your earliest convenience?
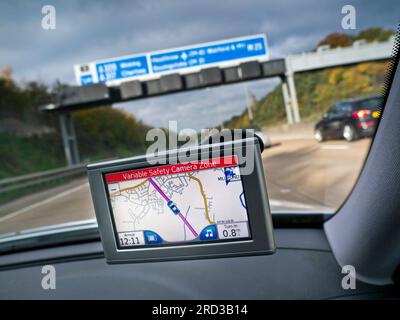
[0,137,371,235]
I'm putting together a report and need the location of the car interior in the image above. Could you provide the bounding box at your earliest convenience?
[1,2,399,304]
[0,51,399,299]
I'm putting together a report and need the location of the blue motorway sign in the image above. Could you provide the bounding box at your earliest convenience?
[150,36,267,73]
[95,55,149,83]
[80,74,93,85]
[75,35,268,85]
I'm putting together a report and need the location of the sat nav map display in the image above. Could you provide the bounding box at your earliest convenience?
[105,155,251,248]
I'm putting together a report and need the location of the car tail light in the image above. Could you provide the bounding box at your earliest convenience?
[353,109,371,119]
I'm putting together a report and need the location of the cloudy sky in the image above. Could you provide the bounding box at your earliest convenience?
[1,0,399,130]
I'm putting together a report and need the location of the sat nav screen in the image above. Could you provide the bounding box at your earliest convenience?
[105,155,251,249]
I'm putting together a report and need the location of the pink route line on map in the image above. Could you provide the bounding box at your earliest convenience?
[147,177,199,238]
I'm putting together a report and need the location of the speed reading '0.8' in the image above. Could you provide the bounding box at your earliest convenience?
[217,222,250,239]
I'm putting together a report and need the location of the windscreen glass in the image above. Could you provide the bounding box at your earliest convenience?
[104,156,251,248]
[0,1,398,242]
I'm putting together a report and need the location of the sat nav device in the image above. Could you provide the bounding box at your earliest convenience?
[87,138,275,263]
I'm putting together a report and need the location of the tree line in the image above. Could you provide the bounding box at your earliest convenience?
[0,70,151,178]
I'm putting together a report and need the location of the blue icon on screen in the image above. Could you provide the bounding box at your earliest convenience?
[224,167,236,185]
[167,200,180,215]
[144,231,162,244]
[199,225,218,241]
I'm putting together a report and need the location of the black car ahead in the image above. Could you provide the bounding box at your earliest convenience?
[314,96,383,142]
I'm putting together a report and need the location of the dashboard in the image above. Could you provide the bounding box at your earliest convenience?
[0,227,397,299]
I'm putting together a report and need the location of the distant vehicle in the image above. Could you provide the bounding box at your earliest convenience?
[242,125,272,149]
[314,96,383,142]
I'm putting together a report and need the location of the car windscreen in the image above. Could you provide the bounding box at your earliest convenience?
[0,0,398,244]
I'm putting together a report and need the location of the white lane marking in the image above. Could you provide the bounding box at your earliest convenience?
[320,144,349,150]
[0,183,89,223]
[269,199,316,210]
